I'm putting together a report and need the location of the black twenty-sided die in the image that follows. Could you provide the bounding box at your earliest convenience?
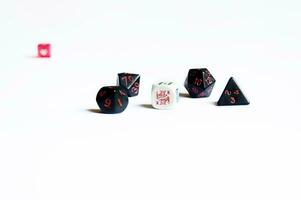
[217,77,250,106]
[184,68,216,98]
[117,73,140,97]
[96,86,129,114]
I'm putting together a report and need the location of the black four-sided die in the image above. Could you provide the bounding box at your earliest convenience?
[96,86,129,114]
[184,68,216,98]
[217,77,249,106]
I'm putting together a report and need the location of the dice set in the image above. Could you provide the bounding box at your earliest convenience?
[95,69,249,113]
[32,45,249,111]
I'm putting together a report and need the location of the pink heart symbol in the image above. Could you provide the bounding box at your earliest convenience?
[40,49,48,56]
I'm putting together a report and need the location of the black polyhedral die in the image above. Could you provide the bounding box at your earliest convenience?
[96,86,129,114]
[117,73,140,97]
[217,77,250,106]
[184,68,216,98]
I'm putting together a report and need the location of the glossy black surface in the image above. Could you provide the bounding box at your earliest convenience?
[184,68,216,98]
[117,73,140,97]
[217,77,250,106]
[96,86,129,114]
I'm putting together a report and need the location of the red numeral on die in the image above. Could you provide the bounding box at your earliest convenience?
[104,98,112,108]
[121,76,133,86]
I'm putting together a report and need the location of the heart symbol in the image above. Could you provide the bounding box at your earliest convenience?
[40,49,48,56]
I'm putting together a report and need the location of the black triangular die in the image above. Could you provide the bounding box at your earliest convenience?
[217,77,250,106]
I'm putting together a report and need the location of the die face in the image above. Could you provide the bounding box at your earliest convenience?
[151,82,179,109]
[187,69,204,88]
[117,73,140,97]
[96,86,129,114]
[185,68,215,98]
[217,77,250,106]
[38,44,51,58]
[202,69,216,88]
[127,77,140,97]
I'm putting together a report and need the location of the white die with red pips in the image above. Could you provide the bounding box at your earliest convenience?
[151,81,179,109]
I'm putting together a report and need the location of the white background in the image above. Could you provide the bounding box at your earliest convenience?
[0,0,301,199]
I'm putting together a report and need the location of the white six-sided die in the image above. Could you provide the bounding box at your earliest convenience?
[151,81,179,109]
